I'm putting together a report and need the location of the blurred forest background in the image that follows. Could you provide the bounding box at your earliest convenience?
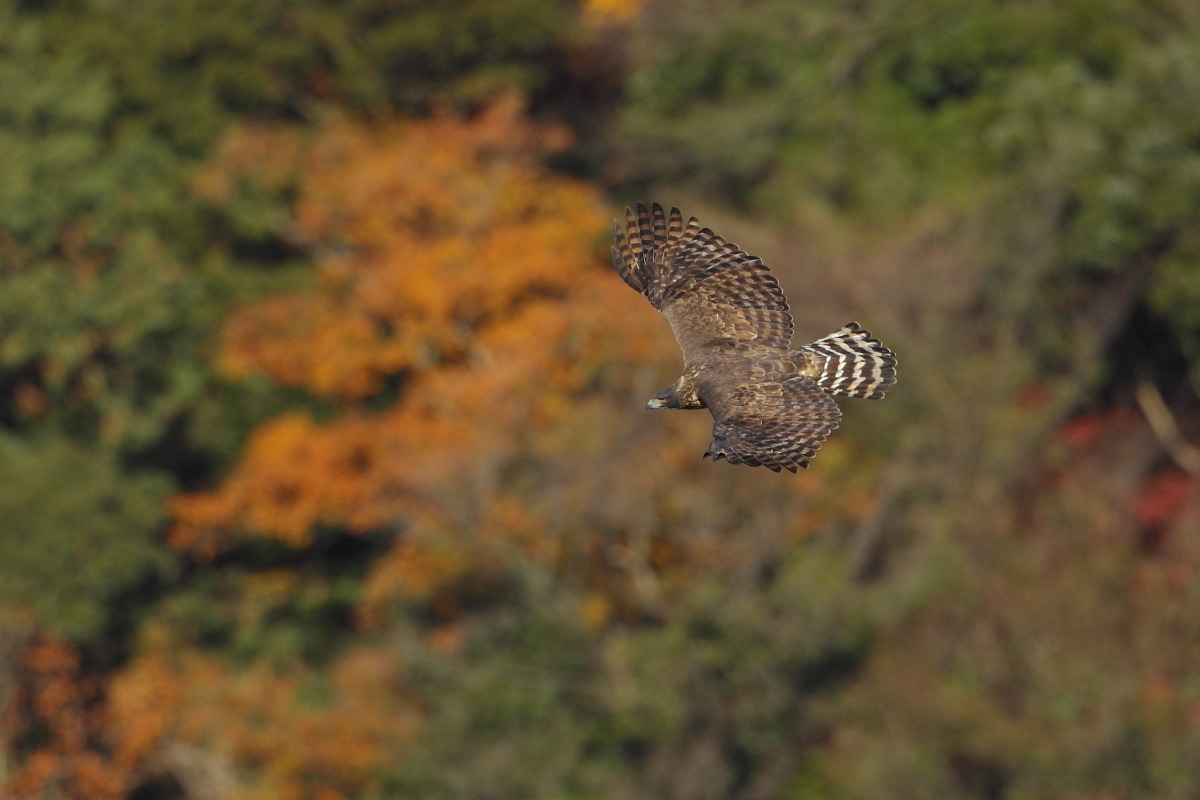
[3,0,1200,798]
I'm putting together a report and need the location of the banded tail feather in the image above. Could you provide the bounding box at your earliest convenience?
[799,322,897,400]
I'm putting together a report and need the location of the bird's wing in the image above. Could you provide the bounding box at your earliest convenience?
[702,373,841,472]
[611,202,793,364]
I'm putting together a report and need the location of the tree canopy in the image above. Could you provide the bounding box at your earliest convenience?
[3,1,1200,799]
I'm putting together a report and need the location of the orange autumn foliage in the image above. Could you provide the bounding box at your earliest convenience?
[8,637,124,800]
[107,623,419,800]
[171,91,879,637]
[582,0,645,23]
[196,93,586,402]
[172,95,671,571]
[98,96,889,800]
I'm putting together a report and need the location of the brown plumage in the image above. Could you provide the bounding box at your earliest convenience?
[611,202,897,472]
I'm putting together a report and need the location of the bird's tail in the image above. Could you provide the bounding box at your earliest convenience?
[797,322,897,399]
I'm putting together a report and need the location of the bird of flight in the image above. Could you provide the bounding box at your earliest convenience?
[610,203,897,472]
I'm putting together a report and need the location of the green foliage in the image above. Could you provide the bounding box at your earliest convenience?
[804,487,1200,800]
[38,0,575,141]
[0,11,235,459]
[608,3,1200,798]
[0,436,172,640]
[0,13,216,650]
[377,543,882,800]
[619,0,1200,352]
[155,549,369,666]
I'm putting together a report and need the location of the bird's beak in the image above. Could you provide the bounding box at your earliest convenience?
[646,397,666,410]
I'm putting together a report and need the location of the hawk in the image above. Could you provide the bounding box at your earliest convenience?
[611,202,897,472]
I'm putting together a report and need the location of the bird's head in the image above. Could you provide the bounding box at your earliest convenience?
[646,384,682,410]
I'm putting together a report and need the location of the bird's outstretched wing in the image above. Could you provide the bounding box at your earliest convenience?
[611,202,793,363]
[703,374,841,472]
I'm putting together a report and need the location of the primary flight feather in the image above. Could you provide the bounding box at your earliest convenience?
[611,202,897,472]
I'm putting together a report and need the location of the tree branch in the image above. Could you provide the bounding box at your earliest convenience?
[1135,375,1200,477]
